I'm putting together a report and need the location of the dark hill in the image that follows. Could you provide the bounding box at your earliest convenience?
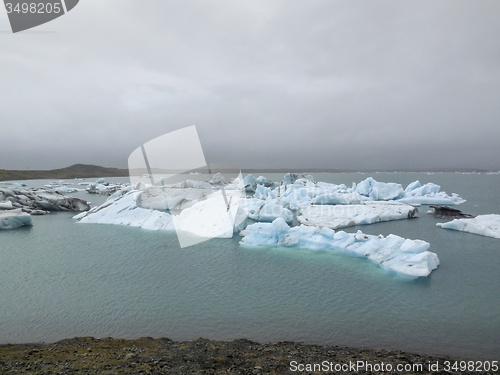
[0,164,129,182]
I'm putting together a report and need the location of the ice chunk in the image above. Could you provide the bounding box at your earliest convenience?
[240,219,439,278]
[0,187,90,212]
[0,209,32,230]
[311,191,364,205]
[238,174,258,192]
[76,188,247,244]
[398,182,464,205]
[298,201,418,229]
[173,189,247,242]
[245,198,293,223]
[437,214,500,239]
[369,182,404,201]
[76,190,175,230]
[254,185,271,200]
[0,201,14,210]
[355,177,377,196]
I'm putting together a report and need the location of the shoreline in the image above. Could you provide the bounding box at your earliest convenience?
[1,337,497,374]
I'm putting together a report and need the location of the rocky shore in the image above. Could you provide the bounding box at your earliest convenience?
[0,337,497,374]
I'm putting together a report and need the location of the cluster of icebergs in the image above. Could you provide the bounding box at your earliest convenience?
[6,171,496,279]
[0,187,90,229]
[69,173,468,278]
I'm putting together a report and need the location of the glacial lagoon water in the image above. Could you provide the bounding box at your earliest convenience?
[1,172,499,359]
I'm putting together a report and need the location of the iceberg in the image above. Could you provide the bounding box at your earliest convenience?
[86,183,127,196]
[262,175,464,211]
[240,218,439,278]
[75,189,176,231]
[298,201,418,229]
[0,201,14,210]
[311,191,364,205]
[238,174,258,192]
[76,187,247,242]
[398,181,465,205]
[245,198,293,223]
[0,187,90,213]
[437,214,500,239]
[0,209,32,230]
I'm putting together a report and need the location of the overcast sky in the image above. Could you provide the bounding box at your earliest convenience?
[1,0,499,171]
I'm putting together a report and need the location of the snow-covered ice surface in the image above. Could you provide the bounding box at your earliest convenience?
[298,201,418,229]
[437,214,500,239]
[240,218,439,278]
[0,209,32,230]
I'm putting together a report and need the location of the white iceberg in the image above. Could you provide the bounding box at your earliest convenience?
[245,198,293,223]
[0,201,14,210]
[0,209,32,230]
[437,214,500,239]
[298,201,418,229]
[238,174,258,192]
[75,187,247,246]
[240,218,439,278]
[269,176,465,208]
[398,181,465,205]
[311,191,364,205]
[76,189,175,230]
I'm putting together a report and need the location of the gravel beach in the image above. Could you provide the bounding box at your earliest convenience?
[1,337,498,374]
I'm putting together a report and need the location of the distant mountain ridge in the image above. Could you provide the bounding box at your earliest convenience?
[0,164,494,182]
[0,164,129,182]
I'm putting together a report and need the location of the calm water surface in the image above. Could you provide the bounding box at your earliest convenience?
[0,173,499,359]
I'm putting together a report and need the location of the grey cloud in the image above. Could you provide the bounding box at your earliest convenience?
[0,0,499,170]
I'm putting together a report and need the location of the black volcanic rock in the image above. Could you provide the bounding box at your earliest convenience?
[430,205,475,219]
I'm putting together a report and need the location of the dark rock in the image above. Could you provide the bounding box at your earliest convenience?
[430,205,475,219]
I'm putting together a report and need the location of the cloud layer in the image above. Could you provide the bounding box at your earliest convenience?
[1,0,499,170]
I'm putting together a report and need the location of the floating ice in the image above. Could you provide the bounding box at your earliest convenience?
[437,214,500,239]
[266,176,465,208]
[240,218,439,278]
[245,198,293,223]
[398,181,465,205]
[238,174,258,192]
[75,190,175,231]
[0,188,89,213]
[298,201,418,229]
[0,209,32,230]
[76,187,247,243]
[0,201,14,210]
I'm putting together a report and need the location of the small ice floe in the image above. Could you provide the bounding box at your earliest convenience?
[0,209,32,230]
[437,215,500,239]
[240,218,439,279]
